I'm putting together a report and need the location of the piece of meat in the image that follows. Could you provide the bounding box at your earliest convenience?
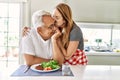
[35,65,43,70]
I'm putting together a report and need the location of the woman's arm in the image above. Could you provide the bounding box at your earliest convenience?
[58,40,79,60]
[51,27,79,63]
[59,25,82,60]
[51,29,65,65]
[22,26,31,37]
[52,38,65,65]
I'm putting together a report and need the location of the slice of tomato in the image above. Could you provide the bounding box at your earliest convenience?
[47,67,52,70]
[43,67,52,71]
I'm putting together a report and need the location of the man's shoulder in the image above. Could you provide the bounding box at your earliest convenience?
[30,27,36,34]
[26,27,37,37]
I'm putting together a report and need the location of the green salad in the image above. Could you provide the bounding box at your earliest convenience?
[41,60,60,70]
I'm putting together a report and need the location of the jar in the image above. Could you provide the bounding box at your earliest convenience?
[62,63,71,76]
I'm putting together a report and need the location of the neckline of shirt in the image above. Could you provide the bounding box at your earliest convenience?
[34,27,50,43]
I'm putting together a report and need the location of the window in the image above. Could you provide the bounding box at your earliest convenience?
[112,25,120,49]
[0,3,21,67]
[77,23,120,52]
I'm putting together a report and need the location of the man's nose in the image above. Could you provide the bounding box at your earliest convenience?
[54,21,57,24]
[54,21,58,26]
[53,26,57,30]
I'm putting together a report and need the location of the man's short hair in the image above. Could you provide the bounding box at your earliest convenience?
[32,10,51,27]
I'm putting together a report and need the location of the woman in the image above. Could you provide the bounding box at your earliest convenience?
[51,3,88,65]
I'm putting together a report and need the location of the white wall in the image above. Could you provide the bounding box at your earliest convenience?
[31,0,63,15]
[22,0,120,27]
[22,0,63,27]
[0,0,27,3]
[67,0,120,23]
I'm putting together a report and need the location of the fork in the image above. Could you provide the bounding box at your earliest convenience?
[24,65,30,73]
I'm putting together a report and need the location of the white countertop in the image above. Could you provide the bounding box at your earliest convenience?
[1,65,120,80]
[85,51,120,56]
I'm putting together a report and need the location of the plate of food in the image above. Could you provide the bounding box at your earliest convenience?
[30,60,60,72]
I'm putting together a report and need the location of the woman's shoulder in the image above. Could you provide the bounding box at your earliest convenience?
[69,23,83,41]
[71,23,82,34]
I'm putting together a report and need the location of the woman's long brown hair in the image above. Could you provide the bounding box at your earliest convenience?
[56,3,74,49]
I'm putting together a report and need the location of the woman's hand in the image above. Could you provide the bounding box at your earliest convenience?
[52,27,62,41]
[22,26,31,37]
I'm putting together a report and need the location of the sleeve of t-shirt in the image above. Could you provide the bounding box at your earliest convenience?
[70,26,83,41]
[21,34,35,56]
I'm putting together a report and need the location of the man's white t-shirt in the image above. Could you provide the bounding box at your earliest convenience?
[21,27,53,59]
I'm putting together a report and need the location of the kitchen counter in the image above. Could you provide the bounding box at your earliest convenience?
[85,51,120,65]
[1,65,120,80]
[86,51,120,56]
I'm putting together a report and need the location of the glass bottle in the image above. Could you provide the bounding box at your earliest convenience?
[62,63,71,76]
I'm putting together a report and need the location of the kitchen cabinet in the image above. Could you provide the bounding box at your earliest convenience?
[86,52,120,65]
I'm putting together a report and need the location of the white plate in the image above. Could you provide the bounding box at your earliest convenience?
[30,64,60,72]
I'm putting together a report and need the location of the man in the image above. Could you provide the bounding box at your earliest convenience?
[21,10,56,66]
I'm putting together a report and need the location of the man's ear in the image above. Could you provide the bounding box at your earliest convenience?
[42,15,45,23]
[42,15,49,25]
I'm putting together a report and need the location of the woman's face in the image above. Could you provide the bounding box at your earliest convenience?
[52,9,65,28]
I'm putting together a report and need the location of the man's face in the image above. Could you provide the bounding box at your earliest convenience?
[42,15,55,38]
[42,15,55,28]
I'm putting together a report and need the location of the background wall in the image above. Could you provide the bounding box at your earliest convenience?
[22,0,120,27]
[30,0,63,15]
[22,0,63,27]
[67,0,120,23]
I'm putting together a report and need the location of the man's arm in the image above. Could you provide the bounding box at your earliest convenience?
[21,30,51,66]
[24,54,51,66]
